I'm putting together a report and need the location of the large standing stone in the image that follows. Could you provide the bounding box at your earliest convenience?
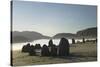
[41,44,50,56]
[50,44,57,56]
[58,38,70,56]
[48,39,53,47]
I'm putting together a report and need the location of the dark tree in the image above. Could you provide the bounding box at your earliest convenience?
[72,38,75,44]
[35,44,41,49]
[41,44,50,56]
[50,44,57,56]
[83,38,85,43]
[58,38,70,56]
[29,45,36,56]
[48,39,53,47]
[21,43,31,52]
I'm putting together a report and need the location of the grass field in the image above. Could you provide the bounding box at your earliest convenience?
[12,42,97,66]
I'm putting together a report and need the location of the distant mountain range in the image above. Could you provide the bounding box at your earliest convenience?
[53,33,76,39]
[76,27,97,38]
[12,31,50,43]
[12,27,97,43]
[53,27,97,39]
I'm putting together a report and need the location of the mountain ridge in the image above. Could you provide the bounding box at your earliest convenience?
[12,27,97,43]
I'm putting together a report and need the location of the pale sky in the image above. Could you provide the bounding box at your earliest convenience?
[13,1,97,36]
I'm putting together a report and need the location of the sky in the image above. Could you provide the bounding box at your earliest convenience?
[12,1,97,36]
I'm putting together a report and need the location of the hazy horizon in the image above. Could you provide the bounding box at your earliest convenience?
[13,1,97,37]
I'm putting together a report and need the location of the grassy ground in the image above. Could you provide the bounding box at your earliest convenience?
[12,42,97,66]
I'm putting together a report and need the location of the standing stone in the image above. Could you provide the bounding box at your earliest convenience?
[41,44,50,56]
[58,38,70,56]
[83,38,85,43]
[48,39,53,47]
[29,45,36,56]
[50,44,57,56]
[96,38,97,43]
[72,38,75,44]
[22,45,26,52]
[21,43,31,52]
[35,44,41,49]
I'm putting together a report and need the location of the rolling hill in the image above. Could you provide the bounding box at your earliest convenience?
[12,27,97,43]
[12,31,51,43]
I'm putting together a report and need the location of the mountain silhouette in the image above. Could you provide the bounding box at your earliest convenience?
[76,27,97,38]
[12,31,51,43]
[53,27,97,39]
[12,36,30,43]
[12,27,97,43]
[53,33,76,39]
